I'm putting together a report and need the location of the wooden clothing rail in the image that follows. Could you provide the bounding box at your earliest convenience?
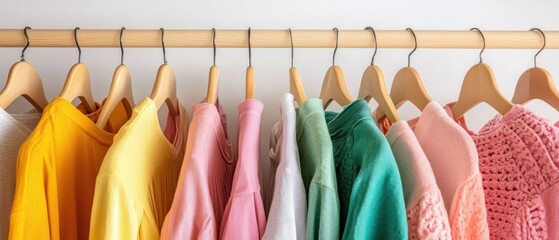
[0,29,558,49]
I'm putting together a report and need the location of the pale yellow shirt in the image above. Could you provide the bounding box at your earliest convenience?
[89,98,188,240]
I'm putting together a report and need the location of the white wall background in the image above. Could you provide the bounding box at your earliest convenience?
[2,0,559,188]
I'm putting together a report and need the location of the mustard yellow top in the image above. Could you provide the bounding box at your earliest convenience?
[9,98,129,240]
[89,98,188,240]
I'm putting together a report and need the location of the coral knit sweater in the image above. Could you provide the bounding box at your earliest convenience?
[446,103,559,240]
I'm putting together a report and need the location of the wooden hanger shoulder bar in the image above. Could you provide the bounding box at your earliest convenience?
[1,29,559,48]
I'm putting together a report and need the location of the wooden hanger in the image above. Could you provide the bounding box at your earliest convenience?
[58,27,97,113]
[512,28,559,111]
[150,28,178,116]
[319,28,354,108]
[246,67,254,100]
[290,68,307,105]
[245,28,255,100]
[0,27,48,112]
[374,28,431,121]
[358,27,399,123]
[96,27,135,128]
[206,28,219,104]
[452,28,513,119]
[288,28,307,105]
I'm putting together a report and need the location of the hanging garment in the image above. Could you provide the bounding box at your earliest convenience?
[296,98,340,240]
[384,120,451,239]
[89,98,188,240]
[447,103,559,240]
[377,101,490,239]
[0,109,40,240]
[161,100,234,240]
[262,94,307,240]
[324,99,407,240]
[9,98,129,240]
[221,99,266,240]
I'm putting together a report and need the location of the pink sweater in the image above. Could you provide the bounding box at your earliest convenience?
[384,120,451,239]
[447,103,559,240]
[377,102,489,239]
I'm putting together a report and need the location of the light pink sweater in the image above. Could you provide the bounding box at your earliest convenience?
[377,101,490,239]
[384,120,451,239]
[447,103,559,240]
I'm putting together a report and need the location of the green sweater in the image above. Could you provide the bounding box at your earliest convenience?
[325,99,408,240]
[296,99,340,240]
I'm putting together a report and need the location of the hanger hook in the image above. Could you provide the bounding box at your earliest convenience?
[289,28,294,68]
[406,28,417,67]
[21,26,31,62]
[248,27,252,67]
[332,28,339,65]
[160,28,167,64]
[530,28,546,67]
[365,26,378,65]
[470,28,485,63]
[120,27,125,65]
[212,28,217,66]
[74,27,81,63]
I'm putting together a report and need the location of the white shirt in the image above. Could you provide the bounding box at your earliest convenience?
[263,94,307,240]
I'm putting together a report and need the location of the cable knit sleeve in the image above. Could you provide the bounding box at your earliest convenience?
[450,174,489,240]
[406,190,451,239]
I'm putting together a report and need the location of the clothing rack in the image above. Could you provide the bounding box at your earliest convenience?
[0,29,558,49]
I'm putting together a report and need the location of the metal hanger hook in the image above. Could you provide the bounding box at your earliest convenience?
[74,27,82,63]
[120,27,125,65]
[289,28,294,68]
[21,26,31,61]
[365,26,378,65]
[530,28,546,67]
[212,28,217,66]
[248,27,252,67]
[160,28,167,64]
[470,28,485,63]
[332,27,339,65]
[406,28,417,67]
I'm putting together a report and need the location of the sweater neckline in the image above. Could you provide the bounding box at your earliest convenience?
[442,102,529,138]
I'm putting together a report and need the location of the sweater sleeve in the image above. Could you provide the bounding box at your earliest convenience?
[341,157,408,240]
[342,122,408,240]
[407,190,452,239]
[450,174,489,240]
[306,182,340,240]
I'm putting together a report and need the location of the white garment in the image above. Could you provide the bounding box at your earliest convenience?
[0,108,40,240]
[262,94,307,240]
